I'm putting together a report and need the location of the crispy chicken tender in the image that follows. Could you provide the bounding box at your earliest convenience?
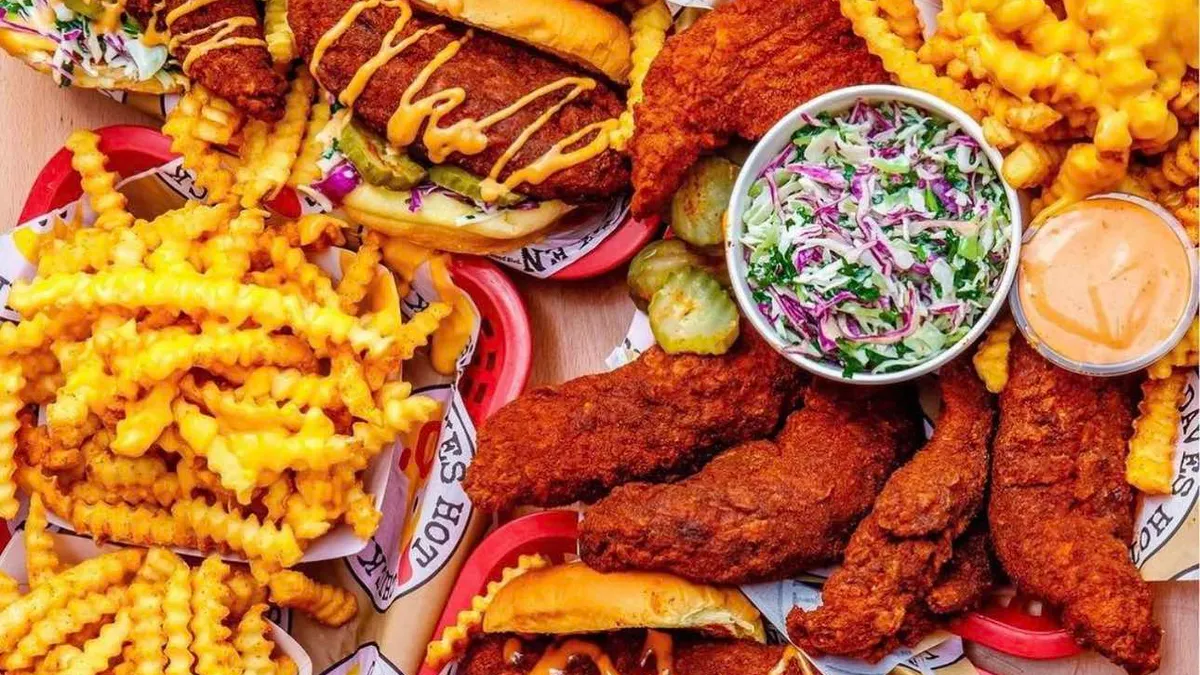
[578,380,922,584]
[989,339,1160,675]
[459,633,805,675]
[924,525,995,616]
[464,330,806,512]
[787,358,994,661]
[127,0,287,120]
[628,0,890,217]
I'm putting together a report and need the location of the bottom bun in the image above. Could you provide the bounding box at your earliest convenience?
[482,563,766,642]
[341,184,575,255]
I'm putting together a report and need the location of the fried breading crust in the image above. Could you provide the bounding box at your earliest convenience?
[924,525,994,616]
[459,633,803,675]
[128,0,287,120]
[989,340,1160,675]
[287,0,629,202]
[628,0,890,217]
[464,330,806,512]
[787,359,994,661]
[577,380,922,585]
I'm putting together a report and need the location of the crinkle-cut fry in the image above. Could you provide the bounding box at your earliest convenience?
[191,557,238,675]
[173,497,304,567]
[234,604,276,675]
[163,567,194,675]
[15,466,73,519]
[1,587,124,671]
[34,644,83,675]
[18,418,81,472]
[46,346,118,446]
[9,268,411,359]
[332,349,382,423]
[163,88,235,203]
[70,478,181,510]
[227,567,269,619]
[258,233,341,307]
[65,130,133,232]
[70,499,198,549]
[0,313,72,359]
[288,213,348,248]
[277,656,299,675]
[268,570,358,627]
[350,393,442,467]
[842,0,982,118]
[262,478,292,523]
[0,572,18,607]
[282,491,333,541]
[137,548,186,584]
[1128,371,1189,495]
[294,468,353,520]
[288,99,332,187]
[1161,127,1199,187]
[111,329,316,390]
[202,207,267,279]
[0,360,25,519]
[1034,143,1129,219]
[24,494,60,587]
[972,316,1017,393]
[1148,316,1199,379]
[223,366,338,409]
[1170,76,1199,124]
[1004,100,1062,133]
[344,483,381,539]
[1003,140,1068,188]
[0,548,143,654]
[239,72,315,209]
[194,94,243,146]
[127,580,165,675]
[59,604,131,675]
[610,0,670,152]
[111,379,178,457]
[182,375,312,432]
[85,438,170,491]
[878,0,922,49]
[264,0,296,66]
[337,231,383,313]
[424,554,551,669]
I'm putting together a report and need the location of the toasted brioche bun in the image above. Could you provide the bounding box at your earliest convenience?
[341,183,576,254]
[410,0,632,83]
[0,28,184,94]
[482,563,767,642]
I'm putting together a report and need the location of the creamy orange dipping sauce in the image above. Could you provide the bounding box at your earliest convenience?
[1017,197,1193,365]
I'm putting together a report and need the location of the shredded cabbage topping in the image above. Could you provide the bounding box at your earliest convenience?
[0,0,174,88]
[740,99,1011,377]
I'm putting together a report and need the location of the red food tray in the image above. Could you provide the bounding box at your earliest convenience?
[422,510,1081,673]
[5,123,534,546]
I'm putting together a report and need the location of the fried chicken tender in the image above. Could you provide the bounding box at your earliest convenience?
[628,0,890,217]
[924,525,995,616]
[787,359,994,661]
[459,633,804,675]
[578,381,922,585]
[464,330,806,512]
[127,0,287,120]
[989,339,1160,675]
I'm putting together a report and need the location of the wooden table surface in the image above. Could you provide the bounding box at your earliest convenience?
[1,57,1194,675]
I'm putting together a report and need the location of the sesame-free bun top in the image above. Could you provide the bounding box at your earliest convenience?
[410,0,632,83]
[482,563,767,642]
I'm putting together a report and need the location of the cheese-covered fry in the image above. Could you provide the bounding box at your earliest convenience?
[268,570,358,627]
[288,99,333,187]
[111,379,177,457]
[337,231,383,313]
[1128,371,1188,494]
[0,572,18,607]
[879,0,923,49]
[24,494,60,587]
[239,72,315,208]
[344,484,382,540]
[64,130,132,232]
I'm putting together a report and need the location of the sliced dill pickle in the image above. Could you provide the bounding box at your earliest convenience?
[427,165,525,207]
[339,122,427,191]
[63,0,105,19]
[649,267,739,355]
[670,156,739,249]
[627,240,709,311]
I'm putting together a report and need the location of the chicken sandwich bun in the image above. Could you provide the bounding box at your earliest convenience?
[288,0,637,254]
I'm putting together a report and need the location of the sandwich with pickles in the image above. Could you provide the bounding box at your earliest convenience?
[288,0,637,254]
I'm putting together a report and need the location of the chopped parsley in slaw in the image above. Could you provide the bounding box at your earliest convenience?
[740,99,1011,377]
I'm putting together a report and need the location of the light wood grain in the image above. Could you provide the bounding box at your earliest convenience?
[0,55,1193,675]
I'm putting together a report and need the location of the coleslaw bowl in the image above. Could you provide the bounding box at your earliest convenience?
[725,84,1024,384]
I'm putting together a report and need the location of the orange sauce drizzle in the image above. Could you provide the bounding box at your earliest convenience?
[97,0,127,33]
[503,638,524,666]
[311,0,619,203]
[768,646,804,675]
[640,630,674,675]
[140,0,170,46]
[162,0,266,74]
[530,640,622,675]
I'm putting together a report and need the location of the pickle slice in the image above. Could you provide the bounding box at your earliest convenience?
[670,156,739,249]
[63,0,105,19]
[649,267,740,355]
[627,240,709,311]
[339,122,427,191]
[428,165,525,207]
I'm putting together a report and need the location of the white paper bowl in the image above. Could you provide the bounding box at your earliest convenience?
[0,530,312,675]
[725,84,1024,384]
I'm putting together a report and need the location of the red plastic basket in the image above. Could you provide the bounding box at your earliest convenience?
[552,214,661,280]
[5,123,534,546]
